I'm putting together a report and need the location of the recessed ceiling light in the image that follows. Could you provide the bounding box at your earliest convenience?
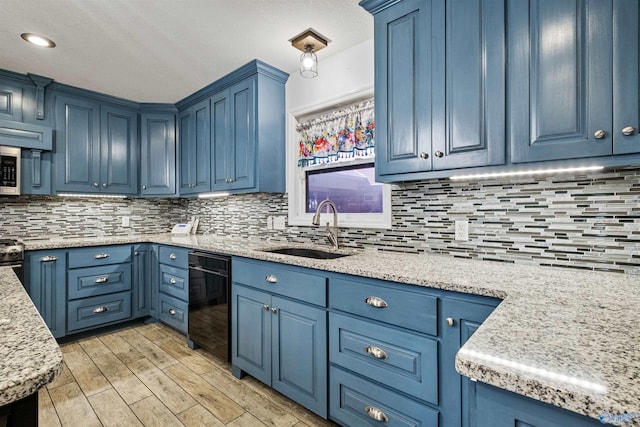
[20,33,56,48]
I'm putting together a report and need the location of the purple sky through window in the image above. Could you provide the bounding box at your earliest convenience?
[306,165,383,214]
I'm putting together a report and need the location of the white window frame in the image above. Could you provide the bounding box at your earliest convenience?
[286,88,392,229]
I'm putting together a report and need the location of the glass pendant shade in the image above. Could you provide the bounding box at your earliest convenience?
[300,46,318,78]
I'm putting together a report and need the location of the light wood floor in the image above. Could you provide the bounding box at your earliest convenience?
[39,322,336,427]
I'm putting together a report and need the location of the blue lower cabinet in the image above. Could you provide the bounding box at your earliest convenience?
[330,312,437,404]
[231,265,328,418]
[25,250,67,338]
[330,366,439,426]
[67,263,131,299]
[67,291,132,332]
[475,382,602,427]
[158,293,188,334]
[132,245,151,318]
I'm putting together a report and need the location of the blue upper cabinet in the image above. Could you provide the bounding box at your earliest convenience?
[211,78,256,191]
[0,81,23,122]
[364,0,506,182]
[508,0,613,163]
[140,109,176,196]
[179,98,211,195]
[613,0,640,155]
[54,93,138,194]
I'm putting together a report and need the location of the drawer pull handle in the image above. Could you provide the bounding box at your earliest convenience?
[169,253,177,260]
[364,296,388,308]
[365,346,388,360]
[265,274,278,283]
[39,256,57,262]
[170,278,177,284]
[93,306,108,314]
[169,309,176,315]
[95,277,109,284]
[94,253,110,259]
[365,406,389,423]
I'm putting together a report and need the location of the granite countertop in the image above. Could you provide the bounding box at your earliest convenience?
[21,233,640,422]
[0,267,63,406]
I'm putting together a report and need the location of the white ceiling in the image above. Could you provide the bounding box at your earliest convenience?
[0,0,373,103]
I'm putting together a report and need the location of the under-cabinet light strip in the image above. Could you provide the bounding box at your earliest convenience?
[198,192,231,199]
[57,193,127,199]
[450,165,604,180]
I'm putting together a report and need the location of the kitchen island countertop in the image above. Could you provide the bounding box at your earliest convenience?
[0,267,63,407]
[20,233,640,422]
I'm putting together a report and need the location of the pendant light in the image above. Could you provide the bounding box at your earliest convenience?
[289,28,330,78]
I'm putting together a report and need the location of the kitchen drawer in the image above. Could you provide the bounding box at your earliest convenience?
[158,293,188,334]
[68,245,132,269]
[159,264,188,301]
[330,277,437,335]
[158,246,189,268]
[67,291,132,332]
[330,312,438,404]
[330,366,439,427]
[232,258,326,306]
[68,263,132,300]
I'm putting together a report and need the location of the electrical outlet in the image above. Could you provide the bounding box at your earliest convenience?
[122,216,130,227]
[266,216,274,230]
[273,216,286,230]
[454,220,469,241]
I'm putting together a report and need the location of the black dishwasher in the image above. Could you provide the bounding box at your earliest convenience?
[187,251,230,361]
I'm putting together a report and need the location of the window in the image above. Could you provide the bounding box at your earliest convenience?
[287,94,391,229]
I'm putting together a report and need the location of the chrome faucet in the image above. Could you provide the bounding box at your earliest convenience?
[312,199,339,249]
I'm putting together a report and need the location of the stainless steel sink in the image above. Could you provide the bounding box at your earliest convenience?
[261,247,350,259]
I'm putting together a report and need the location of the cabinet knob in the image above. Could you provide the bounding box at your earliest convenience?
[93,182,99,187]
[102,183,108,188]
[434,150,444,158]
[419,152,429,159]
[169,253,177,260]
[168,308,176,315]
[170,278,177,284]
[365,406,389,423]
[265,274,278,283]
[622,126,636,136]
[93,306,108,314]
[142,185,147,190]
[263,304,270,311]
[364,296,388,308]
[365,345,388,360]
[39,255,57,262]
[134,252,139,256]
[446,317,455,327]
[271,307,278,314]
[594,129,607,139]
[94,277,109,284]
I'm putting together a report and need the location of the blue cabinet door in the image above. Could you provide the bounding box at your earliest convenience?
[132,244,150,318]
[231,284,271,385]
[25,250,67,338]
[100,105,138,194]
[272,296,327,418]
[0,81,23,121]
[149,245,159,319]
[613,0,640,155]
[475,382,601,427]
[179,99,211,195]
[373,0,433,178]
[440,296,499,427]
[54,94,101,192]
[432,0,505,169]
[211,79,256,191]
[140,112,176,196]
[211,89,230,190]
[508,0,613,163]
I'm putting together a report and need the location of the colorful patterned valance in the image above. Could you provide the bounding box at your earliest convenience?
[296,99,374,167]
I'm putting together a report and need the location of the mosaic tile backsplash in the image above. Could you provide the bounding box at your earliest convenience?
[1,168,639,273]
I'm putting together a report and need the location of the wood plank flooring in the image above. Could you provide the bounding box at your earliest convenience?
[40,322,336,427]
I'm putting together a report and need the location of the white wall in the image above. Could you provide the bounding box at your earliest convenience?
[285,38,374,114]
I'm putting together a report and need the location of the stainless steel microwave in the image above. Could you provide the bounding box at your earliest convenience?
[0,146,20,195]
